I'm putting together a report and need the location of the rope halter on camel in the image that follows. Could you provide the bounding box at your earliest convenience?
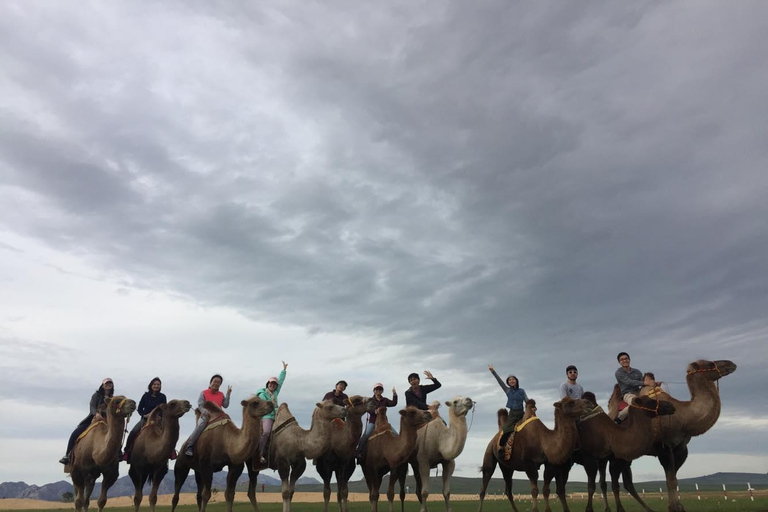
[686,361,723,390]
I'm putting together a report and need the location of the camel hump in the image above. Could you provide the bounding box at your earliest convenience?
[496,408,508,429]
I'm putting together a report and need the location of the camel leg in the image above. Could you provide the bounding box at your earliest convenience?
[541,464,555,512]
[128,465,144,512]
[525,466,540,512]
[598,458,611,512]
[500,465,520,512]
[608,457,626,512]
[148,466,167,512]
[82,474,97,512]
[316,459,332,512]
[398,466,407,512]
[246,463,260,512]
[336,460,355,512]
[369,473,382,512]
[171,459,191,512]
[226,464,245,512]
[619,463,655,512]
[441,460,455,512]
[477,449,497,512]
[197,468,214,512]
[72,471,86,512]
[97,467,119,512]
[417,460,432,512]
[657,445,687,512]
[553,462,572,512]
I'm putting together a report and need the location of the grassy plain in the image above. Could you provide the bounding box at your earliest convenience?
[2,492,766,512]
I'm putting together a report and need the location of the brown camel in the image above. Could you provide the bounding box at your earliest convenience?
[477,396,590,512]
[315,395,375,512]
[392,397,474,512]
[128,399,192,512]
[606,359,737,512]
[66,396,137,512]
[245,400,347,512]
[171,396,274,512]
[361,405,434,512]
[541,393,676,512]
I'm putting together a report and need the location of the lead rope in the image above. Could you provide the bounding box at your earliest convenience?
[466,401,477,433]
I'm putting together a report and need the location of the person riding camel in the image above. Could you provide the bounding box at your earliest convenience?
[488,364,530,459]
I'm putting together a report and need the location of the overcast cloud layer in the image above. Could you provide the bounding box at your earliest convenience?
[1,1,767,486]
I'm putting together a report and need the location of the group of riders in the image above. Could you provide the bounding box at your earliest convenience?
[58,352,654,466]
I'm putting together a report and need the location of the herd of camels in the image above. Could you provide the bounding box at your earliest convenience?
[63,358,736,512]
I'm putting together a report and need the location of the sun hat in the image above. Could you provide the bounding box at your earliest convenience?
[102,378,113,385]
[268,377,279,384]
[373,383,384,390]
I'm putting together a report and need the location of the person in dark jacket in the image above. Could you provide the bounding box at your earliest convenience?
[356,383,398,459]
[322,380,349,406]
[59,378,116,465]
[404,370,441,410]
[488,364,530,459]
[123,377,167,460]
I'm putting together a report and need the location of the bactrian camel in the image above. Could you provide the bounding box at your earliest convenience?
[361,406,433,512]
[171,396,274,512]
[478,396,590,512]
[128,399,192,512]
[66,396,137,512]
[246,400,347,512]
[316,395,375,512]
[541,393,676,512]
[607,359,737,512]
[393,397,474,512]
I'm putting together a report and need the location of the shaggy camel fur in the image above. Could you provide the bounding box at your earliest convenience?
[66,396,137,512]
[606,359,737,512]
[245,400,347,512]
[392,397,474,512]
[478,396,590,512]
[128,399,191,512]
[316,395,375,512]
[171,396,274,512]
[361,406,433,512]
[541,394,676,512]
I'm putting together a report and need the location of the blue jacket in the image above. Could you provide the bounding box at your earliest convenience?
[490,369,529,411]
[138,392,167,417]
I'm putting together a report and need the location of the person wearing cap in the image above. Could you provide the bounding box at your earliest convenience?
[59,378,116,465]
[488,364,530,459]
[254,361,288,466]
[355,383,398,459]
[404,370,441,410]
[183,374,232,457]
[323,380,349,407]
[123,377,168,461]
[559,365,584,399]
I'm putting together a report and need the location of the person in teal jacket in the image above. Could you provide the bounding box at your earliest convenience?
[255,361,287,465]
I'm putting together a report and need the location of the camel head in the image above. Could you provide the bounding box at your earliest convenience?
[315,400,347,420]
[105,396,137,418]
[444,396,474,417]
[399,406,433,427]
[242,396,275,420]
[554,396,591,418]
[347,395,376,415]
[165,399,193,418]
[631,396,676,417]
[686,359,737,381]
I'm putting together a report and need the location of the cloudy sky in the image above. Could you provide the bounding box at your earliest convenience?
[1,1,766,488]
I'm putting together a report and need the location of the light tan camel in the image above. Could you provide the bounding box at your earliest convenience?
[246,400,347,512]
[541,393,676,512]
[606,359,737,512]
[361,406,434,512]
[316,395,375,512]
[66,396,137,512]
[171,396,274,512]
[392,397,474,512]
[128,399,191,512]
[477,396,590,512]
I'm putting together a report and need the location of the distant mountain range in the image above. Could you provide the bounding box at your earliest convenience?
[0,473,315,502]
[2,472,765,502]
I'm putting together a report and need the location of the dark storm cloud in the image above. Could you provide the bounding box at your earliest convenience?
[1,0,766,443]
